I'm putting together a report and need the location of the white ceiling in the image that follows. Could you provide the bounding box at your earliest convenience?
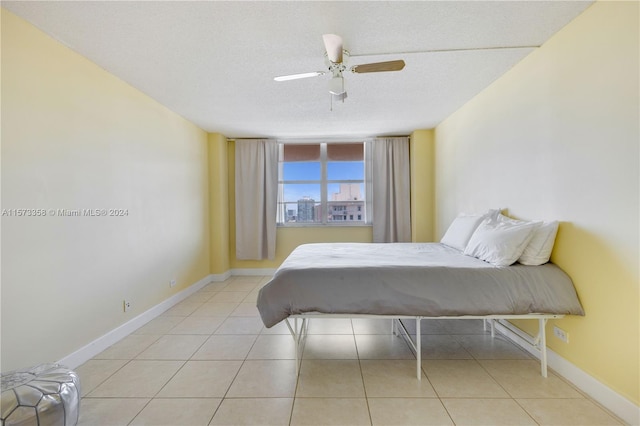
[4,1,593,139]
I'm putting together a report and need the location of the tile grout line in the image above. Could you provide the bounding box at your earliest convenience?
[351,319,374,426]
[206,279,266,425]
[465,337,542,426]
[83,331,166,404]
[288,321,307,426]
[417,324,457,425]
[126,292,221,426]
[120,278,254,425]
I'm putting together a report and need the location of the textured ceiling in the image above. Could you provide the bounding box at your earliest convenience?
[3,1,593,139]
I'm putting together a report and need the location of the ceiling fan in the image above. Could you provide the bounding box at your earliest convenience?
[274,34,406,104]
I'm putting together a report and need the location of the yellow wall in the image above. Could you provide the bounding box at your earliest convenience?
[434,1,639,404]
[410,130,435,242]
[1,10,210,370]
[227,140,373,269]
[208,133,230,274]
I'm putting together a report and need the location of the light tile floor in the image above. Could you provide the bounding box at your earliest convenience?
[77,276,622,425]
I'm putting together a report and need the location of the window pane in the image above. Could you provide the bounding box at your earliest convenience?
[327,162,363,180]
[328,183,364,201]
[279,202,321,223]
[277,142,367,226]
[327,201,365,222]
[282,184,320,203]
[283,162,320,181]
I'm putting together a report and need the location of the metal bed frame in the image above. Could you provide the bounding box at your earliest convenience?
[284,313,563,380]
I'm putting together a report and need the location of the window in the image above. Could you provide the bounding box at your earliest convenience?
[277,142,366,225]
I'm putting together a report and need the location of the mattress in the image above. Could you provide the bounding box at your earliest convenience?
[257,243,584,328]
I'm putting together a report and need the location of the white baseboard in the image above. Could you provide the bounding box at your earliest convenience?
[206,268,276,280]
[231,268,277,276]
[58,274,214,369]
[495,320,639,425]
[210,270,232,282]
[58,269,275,369]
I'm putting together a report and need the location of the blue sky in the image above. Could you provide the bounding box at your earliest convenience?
[281,162,364,202]
[283,162,363,181]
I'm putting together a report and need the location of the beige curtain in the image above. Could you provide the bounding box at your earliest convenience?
[371,137,411,243]
[235,139,278,260]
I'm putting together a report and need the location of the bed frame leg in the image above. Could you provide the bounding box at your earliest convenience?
[490,319,496,338]
[285,318,307,377]
[539,318,548,378]
[416,317,422,381]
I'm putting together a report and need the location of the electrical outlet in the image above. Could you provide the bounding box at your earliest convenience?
[170,279,176,288]
[553,326,569,343]
[123,300,131,312]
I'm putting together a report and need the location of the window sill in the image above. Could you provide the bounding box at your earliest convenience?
[277,223,372,228]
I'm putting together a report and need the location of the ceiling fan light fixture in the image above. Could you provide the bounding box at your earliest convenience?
[332,91,347,102]
[328,75,345,95]
[329,90,347,112]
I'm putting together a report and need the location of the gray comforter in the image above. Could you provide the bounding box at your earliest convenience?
[257,243,584,328]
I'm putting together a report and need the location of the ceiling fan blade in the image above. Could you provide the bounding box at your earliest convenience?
[351,60,405,74]
[323,34,343,63]
[274,71,325,82]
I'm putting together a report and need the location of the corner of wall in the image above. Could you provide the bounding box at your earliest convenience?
[410,129,436,242]
[208,133,230,274]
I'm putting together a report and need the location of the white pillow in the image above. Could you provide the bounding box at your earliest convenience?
[518,221,559,265]
[464,218,541,266]
[440,210,499,251]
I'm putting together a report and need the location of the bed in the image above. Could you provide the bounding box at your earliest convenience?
[256,242,584,379]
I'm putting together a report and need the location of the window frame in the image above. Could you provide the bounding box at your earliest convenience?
[277,142,368,227]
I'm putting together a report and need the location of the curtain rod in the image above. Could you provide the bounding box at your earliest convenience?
[228,135,410,143]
